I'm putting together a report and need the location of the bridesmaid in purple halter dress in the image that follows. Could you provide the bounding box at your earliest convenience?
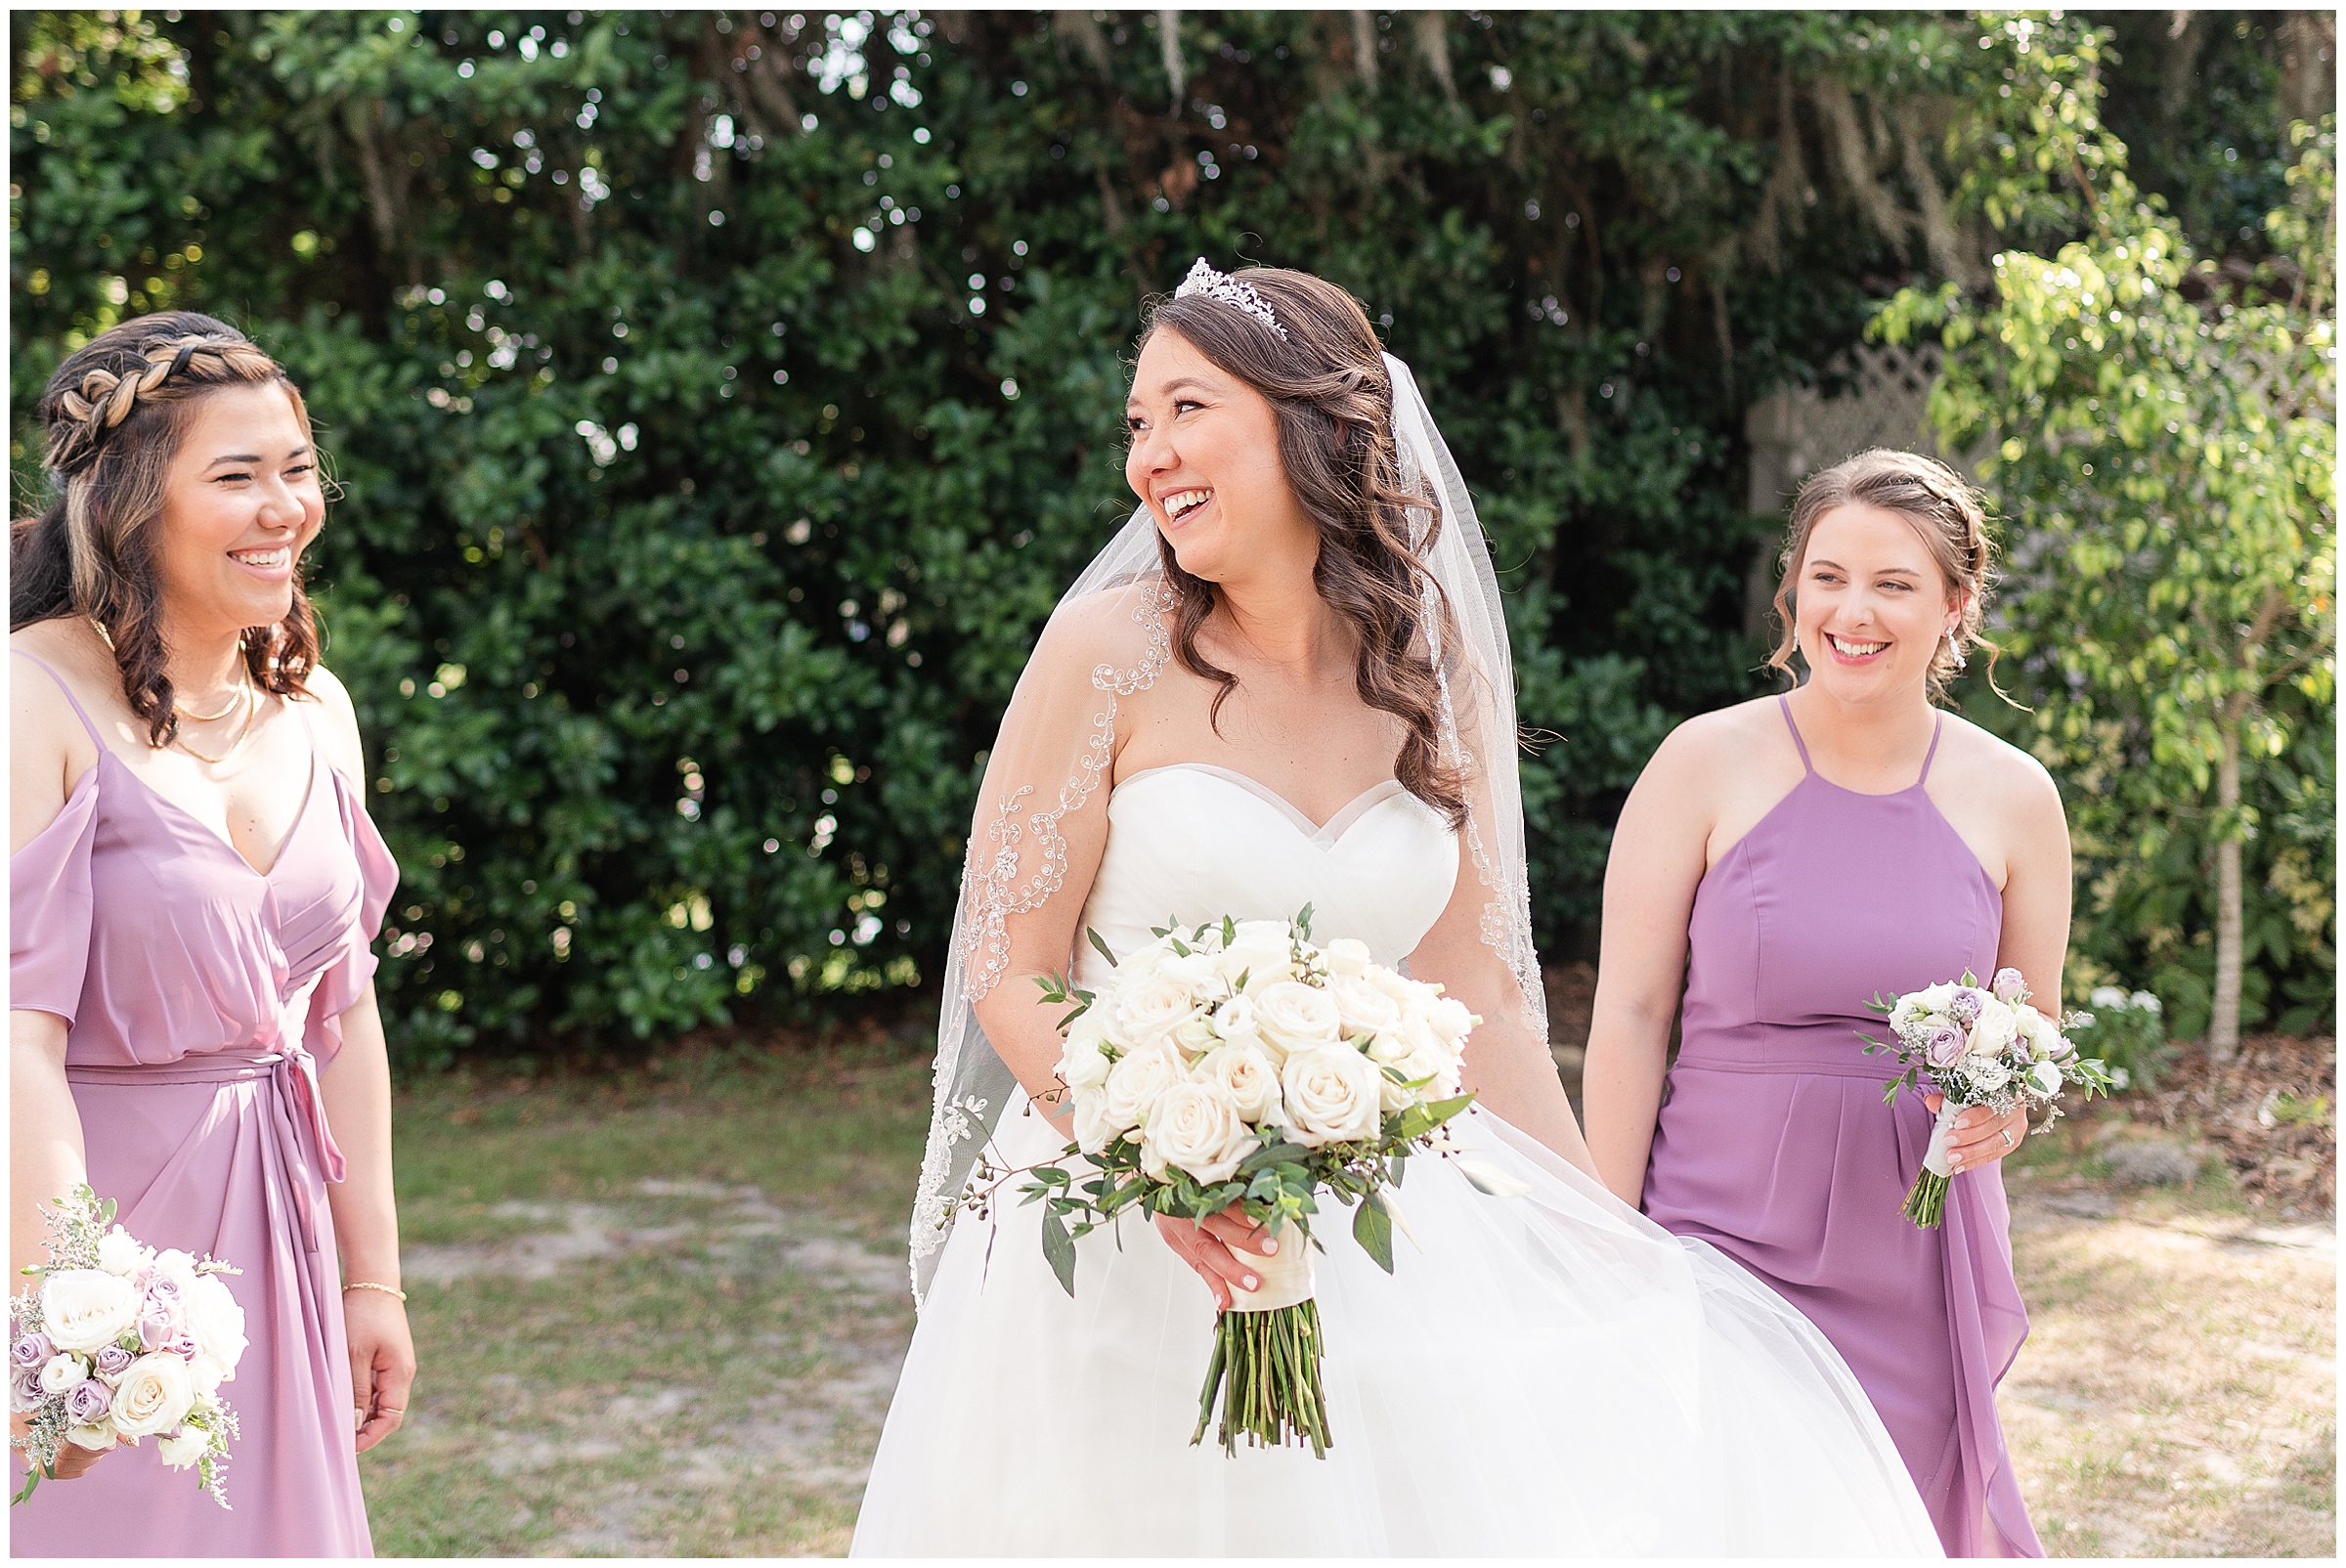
[1585,451,2072,1558]
[10,317,410,1555]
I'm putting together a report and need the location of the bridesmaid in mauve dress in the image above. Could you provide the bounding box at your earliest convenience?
[1585,450,2072,1557]
[10,315,411,1556]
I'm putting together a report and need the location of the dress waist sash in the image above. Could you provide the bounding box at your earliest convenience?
[1672,1020,1896,1082]
[67,1048,347,1251]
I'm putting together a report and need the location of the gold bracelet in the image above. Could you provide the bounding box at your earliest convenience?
[342,1281,408,1302]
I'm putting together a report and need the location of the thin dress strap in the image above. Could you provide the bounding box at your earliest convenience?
[11,649,107,747]
[1775,695,1814,775]
[1917,714,1945,786]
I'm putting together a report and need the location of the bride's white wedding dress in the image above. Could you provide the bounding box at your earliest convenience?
[850,763,1942,1557]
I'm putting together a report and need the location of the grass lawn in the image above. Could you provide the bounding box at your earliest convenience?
[363,1034,2335,1557]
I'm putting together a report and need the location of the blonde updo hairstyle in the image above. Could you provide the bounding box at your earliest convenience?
[1766,447,2007,703]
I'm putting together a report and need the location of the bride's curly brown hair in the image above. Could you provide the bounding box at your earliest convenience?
[1140,268,1468,828]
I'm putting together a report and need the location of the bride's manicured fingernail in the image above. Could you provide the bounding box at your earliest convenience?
[1244,1276,1258,1289]
[1260,1238,1278,1254]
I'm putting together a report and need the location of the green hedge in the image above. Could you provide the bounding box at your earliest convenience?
[10,11,2325,1063]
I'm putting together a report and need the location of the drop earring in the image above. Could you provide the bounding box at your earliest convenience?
[1944,630,1968,673]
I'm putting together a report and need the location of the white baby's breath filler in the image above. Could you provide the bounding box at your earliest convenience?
[1862,969,2119,1227]
[952,907,1485,1458]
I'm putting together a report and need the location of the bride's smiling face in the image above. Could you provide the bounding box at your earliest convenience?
[1792,501,1964,701]
[1125,328,1317,584]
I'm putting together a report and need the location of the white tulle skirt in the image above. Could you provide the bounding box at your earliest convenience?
[851,1094,1943,1558]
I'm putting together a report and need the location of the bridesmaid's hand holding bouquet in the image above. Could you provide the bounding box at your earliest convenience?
[9,1186,244,1506]
[1863,969,2118,1227]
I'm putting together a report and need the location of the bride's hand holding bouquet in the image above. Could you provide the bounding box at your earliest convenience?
[960,909,1486,1458]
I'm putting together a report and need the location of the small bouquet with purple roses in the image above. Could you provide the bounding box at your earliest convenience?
[10,1185,244,1506]
[1864,969,2117,1228]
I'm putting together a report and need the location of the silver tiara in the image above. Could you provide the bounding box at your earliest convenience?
[1174,258,1287,339]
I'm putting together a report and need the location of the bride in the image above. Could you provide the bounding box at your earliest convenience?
[850,263,1942,1556]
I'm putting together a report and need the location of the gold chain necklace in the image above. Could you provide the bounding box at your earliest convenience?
[169,681,258,765]
[173,675,250,723]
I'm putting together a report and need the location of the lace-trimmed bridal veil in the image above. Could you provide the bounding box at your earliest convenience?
[908,350,1545,1302]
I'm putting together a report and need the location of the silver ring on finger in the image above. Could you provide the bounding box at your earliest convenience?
[2002,1128,2017,1150]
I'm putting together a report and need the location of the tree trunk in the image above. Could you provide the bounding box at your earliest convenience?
[2209,720,2243,1063]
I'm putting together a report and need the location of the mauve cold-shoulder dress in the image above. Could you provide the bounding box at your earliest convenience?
[1641,697,2043,1557]
[10,650,394,1557]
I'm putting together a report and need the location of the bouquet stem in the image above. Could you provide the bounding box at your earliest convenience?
[1902,1168,1950,1228]
[1193,1300,1331,1458]
[1904,1095,1968,1230]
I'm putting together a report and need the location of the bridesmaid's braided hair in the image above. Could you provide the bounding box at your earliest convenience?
[1139,268,1470,829]
[1767,448,2012,705]
[11,312,326,746]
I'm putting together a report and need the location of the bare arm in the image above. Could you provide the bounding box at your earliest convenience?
[1582,727,1715,1206]
[10,638,109,1477]
[321,986,413,1453]
[10,646,95,1279]
[307,664,414,1452]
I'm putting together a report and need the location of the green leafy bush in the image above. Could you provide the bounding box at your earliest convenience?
[12,11,2325,1064]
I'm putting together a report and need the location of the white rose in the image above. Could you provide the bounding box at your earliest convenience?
[1057,1024,1113,1092]
[1914,982,1959,1016]
[109,1352,196,1438]
[40,1269,143,1354]
[1140,1080,1257,1185]
[2024,1060,2064,1097]
[1217,922,1296,988]
[1278,1044,1384,1147]
[40,1354,89,1395]
[1112,971,1200,1047]
[1323,974,1401,1038]
[1101,1037,1188,1136]
[188,1355,229,1397]
[148,1249,199,1287]
[1155,948,1223,996]
[1363,965,1416,1003]
[2017,1009,2066,1063]
[1366,1021,1459,1111]
[1252,980,1343,1060]
[1195,1041,1283,1124]
[1421,994,1477,1049]
[65,1425,116,1452]
[1068,1086,1120,1155]
[156,1425,210,1469]
[1322,937,1372,977]
[182,1275,247,1378]
[96,1228,151,1279]
[1969,997,2020,1059]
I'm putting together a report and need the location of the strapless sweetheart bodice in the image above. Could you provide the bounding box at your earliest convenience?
[1071,762,1458,990]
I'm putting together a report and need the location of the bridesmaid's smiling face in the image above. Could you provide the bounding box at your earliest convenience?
[1124,327,1318,586]
[157,384,326,641]
[1793,501,1965,701]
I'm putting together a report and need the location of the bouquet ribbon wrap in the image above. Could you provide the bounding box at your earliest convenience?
[1920,1095,1967,1182]
[1226,1240,1315,1313]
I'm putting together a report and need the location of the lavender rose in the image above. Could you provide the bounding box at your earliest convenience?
[1949,989,1986,1027]
[10,1330,53,1370]
[164,1331,200,1364]
[11,1367,45,1414]
[64,1376,110,1424]
[94,1344,136,1379]
[139,1309,181,1353]
[1924,1024,1970,1070]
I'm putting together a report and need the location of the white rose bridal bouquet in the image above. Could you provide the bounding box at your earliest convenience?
[1863,969,2118,1227]
[960,908,1489,1459]
[10,1185,245,1506]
